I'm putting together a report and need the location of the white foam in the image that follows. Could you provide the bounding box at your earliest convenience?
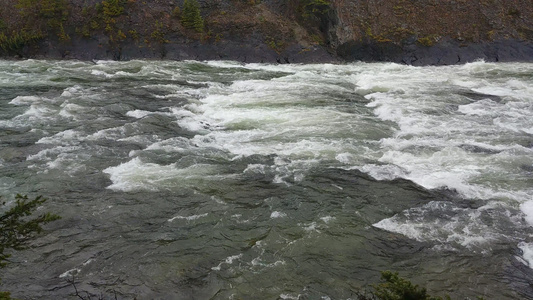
[59,268,81,278]
[90,70,113,78]
[373,201,517,250]
[243,164,267,175]
[471,87,513,97]
[211,254,243,271]
[520,201,533,226]
[103,157,225,191]
[518,242,533,268]
[46,154,88,174]
[21,104,57,120]
[9,95,42,105]
[302,222,318,232]
[27,146,82,161]
[320,216,335,224]
[118,134,159,145]
[458,100,499,117]
[126,110,153,119]
[87,126,127,141]
[356,164,408,181]
[58,259,93,278]
[335,153,354,164]
[270,211,287,219]
[37,130,84,145]
[279,294,300,300]
[251,258,285,268]
[362,64,533,205]
[168,213,208,222]
[93,60,118,65]
[26,145,91,175]
[145,137,194,153]
[58,103,87,119]
[60,90,72,98]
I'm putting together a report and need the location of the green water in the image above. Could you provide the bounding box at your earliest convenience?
[1,60,533,299]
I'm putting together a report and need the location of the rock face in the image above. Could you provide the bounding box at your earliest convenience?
[330,0,533,65]
[0,0,532,64]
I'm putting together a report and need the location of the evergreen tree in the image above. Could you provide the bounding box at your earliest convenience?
[181,0,204,33]
[102,0,125,18]
[0,195,60,298]
[361,271,451,300]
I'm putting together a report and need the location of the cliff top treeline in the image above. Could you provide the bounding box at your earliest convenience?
[0,0,532,65]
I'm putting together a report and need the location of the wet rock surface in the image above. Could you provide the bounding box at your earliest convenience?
[337,38,533,65]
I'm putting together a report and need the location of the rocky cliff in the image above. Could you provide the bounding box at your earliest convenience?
[331,0,533,64]
[1,0,532,65]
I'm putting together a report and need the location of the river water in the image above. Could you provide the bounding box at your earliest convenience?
[0,59,532,299]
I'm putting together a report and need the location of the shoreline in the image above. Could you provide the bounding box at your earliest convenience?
[4,38,533,66]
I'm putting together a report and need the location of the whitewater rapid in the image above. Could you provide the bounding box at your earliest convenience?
[1,59,532,299]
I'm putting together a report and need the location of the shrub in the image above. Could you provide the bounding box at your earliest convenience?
[301,0,331,18]
[417,35,438,47]
[151,21,169,44]
[0,19,6,33]
[15,0,69,42]
[16,0,69,27]
[172,6,181,18]
[356,271,451,300]
[102,0,124,18]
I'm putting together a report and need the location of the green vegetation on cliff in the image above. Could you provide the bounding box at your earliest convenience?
[102,0,124,18]
[16,0,69,40]
[0,31,42,56]
[0,0,531,62]
[16,0,68,23]
[181,0,204,33]
[301,0,331,17]
[100,0,127,42]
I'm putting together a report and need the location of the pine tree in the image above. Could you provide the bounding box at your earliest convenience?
[0,195,60,267]
[181,0,204,33]
[0,195,60,298]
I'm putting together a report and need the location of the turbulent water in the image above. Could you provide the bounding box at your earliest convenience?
[1,59,533,299]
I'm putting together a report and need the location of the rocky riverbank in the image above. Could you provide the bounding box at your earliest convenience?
[1,0,533,65]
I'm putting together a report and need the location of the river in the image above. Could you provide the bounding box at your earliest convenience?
[1,59,532,299]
